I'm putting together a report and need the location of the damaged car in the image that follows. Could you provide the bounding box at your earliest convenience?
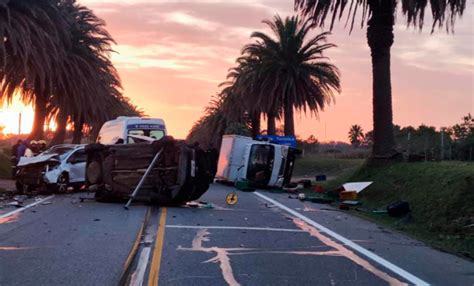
[85,136,215,204]
[16,144,87,193]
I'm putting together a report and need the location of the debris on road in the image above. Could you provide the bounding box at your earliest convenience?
[387,201,411,217]
[185,201,215,209]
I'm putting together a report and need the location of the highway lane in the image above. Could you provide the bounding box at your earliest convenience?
[0,193,148,286]
[1,184,473,286]
[153,184,474,286]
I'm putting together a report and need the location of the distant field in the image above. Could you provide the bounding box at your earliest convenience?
[295,155,474,259]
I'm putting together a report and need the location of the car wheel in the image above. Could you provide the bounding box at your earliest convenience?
[57,173,70,193]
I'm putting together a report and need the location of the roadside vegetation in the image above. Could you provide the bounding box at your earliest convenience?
[294,153,474,259]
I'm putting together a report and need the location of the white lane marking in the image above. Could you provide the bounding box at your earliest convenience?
[0,195,55,220]
[166,225,305,233]
[130,247,151,286]
[254,192,430,286]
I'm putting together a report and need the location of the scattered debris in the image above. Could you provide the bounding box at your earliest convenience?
[339,191,358,200]
[340,200,361,206]
[6,201,23,208]
[297,179,312,188]
[339,204,350,210]
[265,203,277,208]
[342,182,373,193]
[185,201,214,209]
[315,175,326,181]
[235,180,255,192]
[387,201,411,217]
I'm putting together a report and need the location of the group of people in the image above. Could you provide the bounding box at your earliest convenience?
[11,139,47,178]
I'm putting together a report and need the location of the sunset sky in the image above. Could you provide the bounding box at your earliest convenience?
[0,0,472,141]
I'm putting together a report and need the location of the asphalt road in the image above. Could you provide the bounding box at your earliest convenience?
[1,184,473,286]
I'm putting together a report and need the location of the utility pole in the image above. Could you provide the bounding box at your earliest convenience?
[18,112,22,138]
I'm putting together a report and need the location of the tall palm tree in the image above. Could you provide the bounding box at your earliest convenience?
[220,56,272,137]
[0,0,70,140]
[241,15,341,137]
[348,124,365,147]
[295,0,467,158]
[49,1,125,145]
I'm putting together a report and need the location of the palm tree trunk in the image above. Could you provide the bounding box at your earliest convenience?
[367,3,396,158]
[50,112,68,146]
[29,95,47,140]
[283,102,295,136]
[250,113,261,138]
[72,115,84,144]
[267,113,276,136]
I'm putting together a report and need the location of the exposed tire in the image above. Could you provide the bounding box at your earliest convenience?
[57,173,70,193]
[87,161,103,185]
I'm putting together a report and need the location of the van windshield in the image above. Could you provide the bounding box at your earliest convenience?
[127,129,165,143]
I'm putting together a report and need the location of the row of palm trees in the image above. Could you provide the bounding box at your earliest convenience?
[188,15,341,147]
[0,0,142,145]
[190,0,466,158]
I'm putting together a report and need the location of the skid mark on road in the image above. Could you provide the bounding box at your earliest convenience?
[254,191,430,286]
[177,228,347,286]
[166,224,305,233]
[293,218,406,286]
[180,229,242,286]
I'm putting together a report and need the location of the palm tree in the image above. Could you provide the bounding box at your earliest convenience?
[241,15,341,137]
[0,0,70,140]
[295,0,467,158]
[348,124,365,147]
[49,1,125,145]
[220,56,271,137]
[0,1,139,144]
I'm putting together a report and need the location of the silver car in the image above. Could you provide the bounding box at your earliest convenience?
[16,144,87,193]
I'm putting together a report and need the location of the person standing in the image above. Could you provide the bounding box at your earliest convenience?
[11,139,22,178]
[16,141,26,158]
[24,141,35,157]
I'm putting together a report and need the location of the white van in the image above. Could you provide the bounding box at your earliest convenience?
[216,135,296,188]
[97,117,167,145]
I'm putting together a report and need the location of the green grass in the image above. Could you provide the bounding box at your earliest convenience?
[293,155,366,190]
[352,161,474,259]
[294,155,474,258]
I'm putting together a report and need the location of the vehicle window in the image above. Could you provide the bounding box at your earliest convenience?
[127,129,165,143]
[68,149,87,163]
[42,146,74,156]
[246,144,274,185]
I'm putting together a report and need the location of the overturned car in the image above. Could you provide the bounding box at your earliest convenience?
[84,136,215,204]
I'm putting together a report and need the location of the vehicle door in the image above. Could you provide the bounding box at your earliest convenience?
[66,149,88,183]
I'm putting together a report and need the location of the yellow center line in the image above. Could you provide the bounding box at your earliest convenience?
[123,208,151,272]
[148,207,167,286]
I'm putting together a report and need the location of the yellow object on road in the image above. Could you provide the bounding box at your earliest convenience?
[226,192,238,205]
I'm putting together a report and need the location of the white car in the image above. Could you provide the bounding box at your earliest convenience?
[16,144,87,193]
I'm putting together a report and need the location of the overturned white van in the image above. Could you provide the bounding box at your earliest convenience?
[97,117,167,145]
[216,135,297,188]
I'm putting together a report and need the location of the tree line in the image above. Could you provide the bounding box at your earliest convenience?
[0,0,142,145]
[188,1,466,159]
[347,114,474,161]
